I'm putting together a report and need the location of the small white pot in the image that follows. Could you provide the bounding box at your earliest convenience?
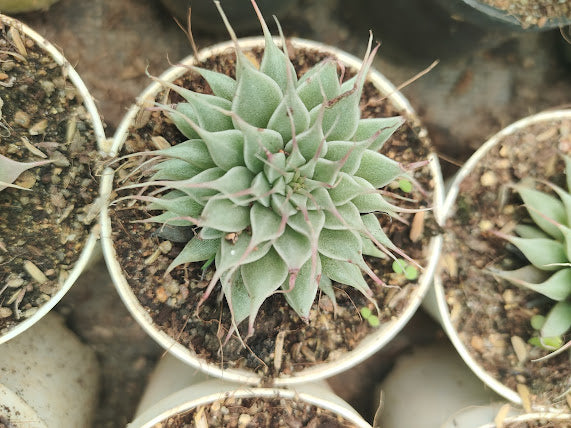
[129,354,371,428]
[0,15,106,345]
[100,37,444,385]
[445,405,570,428]
[0,313,99,428]
[432,109,571,406]
[375,343,500,428]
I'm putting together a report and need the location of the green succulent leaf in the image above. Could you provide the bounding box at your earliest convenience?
[491,265,571,301]
[541,301,571,338]
[502,235,567,272]
[191,66,237,101]
[166,236,220,274]
[516,184,566,241]
[353,117,405,152]
[321,255,371,296]
[201,198,250,232]
[355,150,402,189]
[282,257,321,320]
[241,247,289,332]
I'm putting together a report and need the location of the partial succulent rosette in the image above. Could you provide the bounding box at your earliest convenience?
[116,0,427,338]
[491,155,571,350]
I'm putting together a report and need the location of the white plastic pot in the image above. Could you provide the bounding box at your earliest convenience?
[435,0,571,31]
[129,354,371,428]
[445,406,570,428]
[0,15,106,345]
[100,37,444,385]
[375,343,500,428]
[0,313,99,428]
[431,109,571,406]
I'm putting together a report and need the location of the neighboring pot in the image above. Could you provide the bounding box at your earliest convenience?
[0,15,106,344]
[375,343,500,428]
[435,0,571,31]
[445,406,571,428]
[159,0,297,33]
[129,354,371,428]
[100,37,443,385]
[0,313,99,428]
[433,110,571,407]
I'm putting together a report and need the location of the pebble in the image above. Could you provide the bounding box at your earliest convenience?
[238,414,252,428]
[158,240,172,254]
[510,335,527,363]
[480,171,497,187]
[478,219,493,232]
[155,286,168,303]
[29,119,48,135]
[14,110,30,127]
[23,260,48,284]
[0,307,12,318]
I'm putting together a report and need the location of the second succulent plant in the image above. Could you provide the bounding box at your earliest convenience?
[493,155,571,349]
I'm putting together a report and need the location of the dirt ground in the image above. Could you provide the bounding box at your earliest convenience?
[9,0,571,426]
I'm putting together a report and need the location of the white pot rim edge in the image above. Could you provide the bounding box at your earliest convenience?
[130,382,371,428]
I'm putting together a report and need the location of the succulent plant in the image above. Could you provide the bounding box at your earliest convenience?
[492,155,571,349]
[121,0,424,337]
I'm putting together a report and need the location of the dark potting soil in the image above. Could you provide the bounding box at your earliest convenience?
[504,418,571,428]
[153,395,358,428]
[109,43,440,379]
[440,116,571,406]
[0,19,100,335]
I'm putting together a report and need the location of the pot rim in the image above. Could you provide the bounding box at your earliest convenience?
[435,109,571,407]
[0,15,106,345]
[101,36,444,385]
[129,381,372,428]
[478,412,571,428]
[459,0,571,31]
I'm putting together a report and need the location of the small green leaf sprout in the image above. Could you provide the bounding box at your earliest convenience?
[398,178,413,193]
[360,306,380,327]
[392,258,419,280]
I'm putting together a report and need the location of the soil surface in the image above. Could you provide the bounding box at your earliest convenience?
[481,0,571,28]
[155,395,359,428]
[110,45,438,379]
[440,117,571,406]
[504,419,571,428]
[0,19,99,334]
[2,0,569,426]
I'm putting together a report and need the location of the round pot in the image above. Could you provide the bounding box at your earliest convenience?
[446,406,571,428]
[433,109,571,407]
[0,313,99,428]
[0,15,106,345]
[129,354,371,428]
[435,0,571,31]
[159,0,297,34]
[100,37,444,385]
[375,343,500,428]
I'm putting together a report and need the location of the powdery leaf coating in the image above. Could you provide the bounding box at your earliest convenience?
[131,2,421,337]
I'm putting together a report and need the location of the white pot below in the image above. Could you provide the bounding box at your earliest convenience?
[0,313,99,428]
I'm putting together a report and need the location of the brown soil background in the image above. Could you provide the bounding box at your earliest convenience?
[7,0,571,426]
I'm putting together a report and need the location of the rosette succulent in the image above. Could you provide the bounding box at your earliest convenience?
[122,1,423,337]
[493,155,571,349]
